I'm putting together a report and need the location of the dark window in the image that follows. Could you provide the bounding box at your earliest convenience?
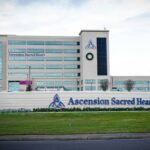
[97,38,107,75]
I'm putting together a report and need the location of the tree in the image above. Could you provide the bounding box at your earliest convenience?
[100,79,109,91]
[124,80,135,92]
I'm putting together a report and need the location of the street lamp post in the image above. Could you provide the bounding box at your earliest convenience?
[26,66,32,91]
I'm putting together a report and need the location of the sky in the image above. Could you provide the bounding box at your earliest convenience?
[0,0,150,76]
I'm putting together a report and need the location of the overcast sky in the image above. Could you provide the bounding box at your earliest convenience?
[0,0,150,76]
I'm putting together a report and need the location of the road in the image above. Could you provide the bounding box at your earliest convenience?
[0,139,150,150]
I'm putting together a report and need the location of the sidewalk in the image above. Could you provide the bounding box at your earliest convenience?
[0,133,150,141]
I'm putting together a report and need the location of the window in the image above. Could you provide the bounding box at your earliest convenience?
[46,65,63,69]
[64,64,80,69]
[85,79,96,84]
[64,57,80,61]
[45,49,63,53]
[46,57,62,61]
[85,86,96,91]
[45,41,80,46]
[45,41,62,45]
[27,41,44,45]
[64,49,80,53]
[97,38,107,75]
[8,72,27,76]
[31,72,63,77]
[8,40,80,46]
[45,49,80,53]
[63,81,77,85]
[29,64,45,69]
[27,49,44,53]
[27,57,44,61]
[8,81,20,92]
[63,72,80,77]
[63,41,79,46]
[9,48,26,53]
[55,81,63,86]
[9,56,26,61]
[8,64,26,69]
[8,40,26,45]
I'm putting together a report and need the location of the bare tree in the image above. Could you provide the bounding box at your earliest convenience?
[100,79,109,91]
[124,80,135,92]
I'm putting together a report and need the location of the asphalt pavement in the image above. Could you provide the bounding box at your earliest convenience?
[0,139,150,150]
[0,133,150,141]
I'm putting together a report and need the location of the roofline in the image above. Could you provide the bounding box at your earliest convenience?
[79,30,109,35]
[5,35,79,38]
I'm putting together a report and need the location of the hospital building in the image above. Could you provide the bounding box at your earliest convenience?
[0,30,150,92]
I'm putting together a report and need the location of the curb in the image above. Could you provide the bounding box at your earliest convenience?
[0,133,150,141]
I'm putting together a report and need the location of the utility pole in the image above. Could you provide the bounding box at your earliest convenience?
[29,66,31,82]
[90,81,93,91]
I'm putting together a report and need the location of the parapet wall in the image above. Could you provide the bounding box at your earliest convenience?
[0,91,150,110]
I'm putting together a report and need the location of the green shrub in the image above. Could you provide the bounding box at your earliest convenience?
[32,107,150,112]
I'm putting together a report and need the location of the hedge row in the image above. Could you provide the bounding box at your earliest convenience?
[33,107,150,112]
[0,108,31,113]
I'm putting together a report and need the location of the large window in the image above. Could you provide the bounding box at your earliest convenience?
[97,38,107,75]
[8,81,20,92]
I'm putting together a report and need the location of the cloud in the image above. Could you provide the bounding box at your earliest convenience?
[0,0,150,75]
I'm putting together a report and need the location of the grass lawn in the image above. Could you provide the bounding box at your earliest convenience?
[0,112,150,135]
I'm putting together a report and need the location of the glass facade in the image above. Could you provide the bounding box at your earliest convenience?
[27,49,44,53]
[85,86,96,91]
[112,80,150,91]
[8,81,20,92]
[8,64,80,69]
[0,42,2,79]
[36,80,79,91]
[46,57,63,61]
[9,56,80,61]
[9,48,26,53]
[8,40,80,46]
[97,38,107,75]
[46,49,80,53]
[64,57,80,61]
[85,79,96,84]
[46,49,63,53]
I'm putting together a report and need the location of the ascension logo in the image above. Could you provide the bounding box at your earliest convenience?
[85,40,96,50]
[49,94,65,109]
